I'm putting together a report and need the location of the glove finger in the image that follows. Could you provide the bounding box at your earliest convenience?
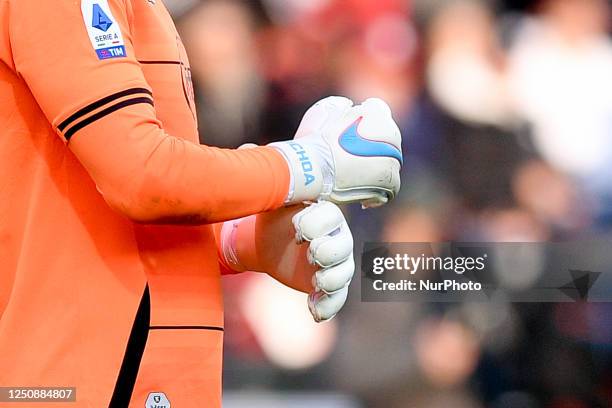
[293,201,345,243]
[314,256,355,294]
[308,222,353,267]
[308,286,349,323]
[360,97,393,117]
[354,102,401,146]
[295,96,354,139]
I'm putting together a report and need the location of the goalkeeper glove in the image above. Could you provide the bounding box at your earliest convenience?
[270,96,403,208]
[293,201,354,322]
[219,201,354,322]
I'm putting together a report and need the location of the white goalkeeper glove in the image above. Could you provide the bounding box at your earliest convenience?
[293,201,354,322]
[270,96,403,208]
[220,201,354,322]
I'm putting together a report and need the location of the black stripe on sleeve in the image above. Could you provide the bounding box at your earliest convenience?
[58,87,152,132]
[138,60,183,65]
[149,325,224,332]
[64,96,154,140]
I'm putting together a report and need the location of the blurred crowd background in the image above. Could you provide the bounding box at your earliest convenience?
[165,0,612,406]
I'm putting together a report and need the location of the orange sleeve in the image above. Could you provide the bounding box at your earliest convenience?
[8,0,289,224]
[0,1,11,70]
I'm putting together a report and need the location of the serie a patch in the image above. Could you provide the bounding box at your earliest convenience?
[81,0,126,60]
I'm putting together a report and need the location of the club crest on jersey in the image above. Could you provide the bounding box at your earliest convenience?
[81,0,127,60]
[145,392,170,408]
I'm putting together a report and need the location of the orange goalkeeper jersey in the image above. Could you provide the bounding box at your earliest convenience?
[0,0,289,406]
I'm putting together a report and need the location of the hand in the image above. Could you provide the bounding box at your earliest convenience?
[270,96,403,208]
[220,201,354,322]
[293,201,354,322]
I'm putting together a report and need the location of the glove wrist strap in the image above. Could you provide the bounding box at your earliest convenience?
[269,141,325,204]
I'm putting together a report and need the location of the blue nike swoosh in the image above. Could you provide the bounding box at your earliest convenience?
[338,117,403,164]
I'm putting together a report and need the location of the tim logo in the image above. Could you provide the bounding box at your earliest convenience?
[145,392,170,408]
[96,46,126,60]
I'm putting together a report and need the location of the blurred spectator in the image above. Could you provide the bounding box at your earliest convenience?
[507,0,612,223]
[178,0,266,147]
[425,0,510,126]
